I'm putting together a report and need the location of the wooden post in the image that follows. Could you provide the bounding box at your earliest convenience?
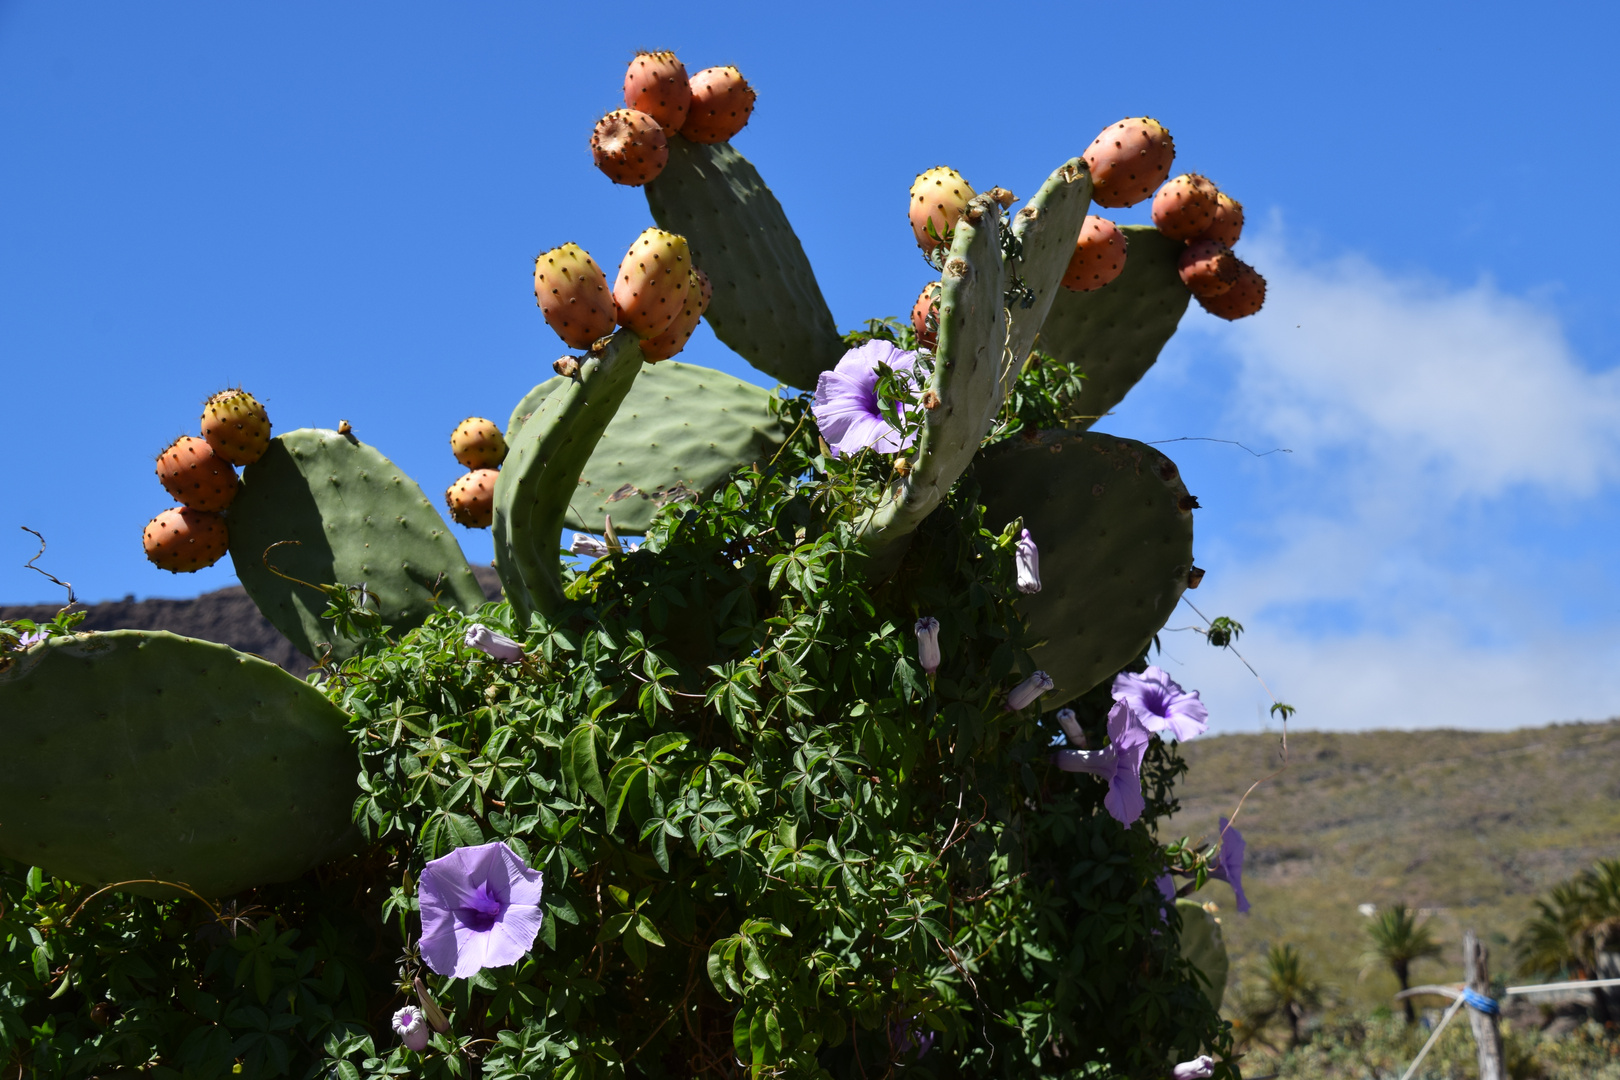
[1464,929,1505,1080]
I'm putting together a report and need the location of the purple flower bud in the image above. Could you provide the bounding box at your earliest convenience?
[464,624,524,663]
[1006,670,1054,712]
[392,1005,430,1051]
[570,533,610,558]
[414,976,451,1033]
[1172,1055,1215,1079]
[1055,707,1085,747]
[1015,529,1040,594]
[914,616,940,675]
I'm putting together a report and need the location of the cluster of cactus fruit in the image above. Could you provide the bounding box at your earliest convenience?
[3,46,1277,1078]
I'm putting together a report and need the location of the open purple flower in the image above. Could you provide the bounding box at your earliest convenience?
[1211,816,1249,914]
[1050,700,1152,826]
[465,624,524,664]
[1014,529,1040,594]
[418,841,544,978]
[811,340,918,457]
[1112,666,1208,742]
[392,1005,430,1051]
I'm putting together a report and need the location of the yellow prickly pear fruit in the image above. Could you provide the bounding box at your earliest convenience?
[1060,216,1129,292]
[142,506,228,573]
[200,388,271,466]
[1151,174,1220,241]
[445,469,499,528]
[449,417,507,469]
[534,243,618,349]
[640,267,709,362]
[611,228,691,338]
[909,166,974,256]
[1084,117,1175,209]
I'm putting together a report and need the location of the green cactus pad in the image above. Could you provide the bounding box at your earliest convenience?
[0,631,356,898]
[494,330,645,623]
[1176,899,1230,1010]
[644,137,844,391]
[1004,158,1093,390]
[228,429,486,661]
[977,430,1194,707]
[505,361,790,536]
[1038,225,1192,428]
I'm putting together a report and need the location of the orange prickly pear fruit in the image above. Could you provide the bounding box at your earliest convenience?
[142,506,228,572]
[639,267,710,362]
[1178,240,1240,299]
[1060,216,1129,292]
[623,51,691,135]
[909,166,974,256]
[591,109,668,186]
[611,228,691,338]
[1151,174,1220,241]
[1197,191,1245,248]
[1083,118,1175,209]
[445,469,499,528]
[1197,260,1266,320]
[449,417,507,469]
[200,388,271,466]
[155,435,238,512]
[534,243,617,349]
[911,281,942,349]
[679,66,755,144]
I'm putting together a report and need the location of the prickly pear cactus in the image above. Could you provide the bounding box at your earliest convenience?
[228,428,487,661]
[977,429,1195,707]
[1176,899,1231,1010]
[0,631,355,897]
[506,360,791,535]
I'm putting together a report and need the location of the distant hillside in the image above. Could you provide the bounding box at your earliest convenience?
[1165,722,1620,1014]
[0,566,502,674]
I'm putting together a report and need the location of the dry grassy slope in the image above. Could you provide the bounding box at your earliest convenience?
[1161,721,1620,1014]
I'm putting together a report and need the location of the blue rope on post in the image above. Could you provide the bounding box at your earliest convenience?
[1461,987,1500,1015]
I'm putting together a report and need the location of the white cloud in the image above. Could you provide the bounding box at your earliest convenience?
[1113,222,1620,731]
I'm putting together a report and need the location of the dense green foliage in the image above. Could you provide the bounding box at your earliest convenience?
[2,388,1231,1078]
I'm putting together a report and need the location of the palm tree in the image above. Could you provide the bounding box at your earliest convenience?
[1516,858,1620,1021]
[1258,943,1322,1047]
[1362,903,1443,1023]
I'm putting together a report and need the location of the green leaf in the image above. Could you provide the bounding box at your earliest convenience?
[634,915,665,947]
[563,722,607,806]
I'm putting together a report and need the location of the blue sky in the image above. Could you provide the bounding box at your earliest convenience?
[3,2,1617,732]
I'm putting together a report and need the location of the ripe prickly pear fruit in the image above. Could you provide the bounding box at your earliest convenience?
[1178,240,1240,299]
[142,506,229,572]
[1151,174,1220,241]
[1197,260,1265,320]
[612,228,691,337]
[911,281,942,348]
[679,66,756,144]
[1060,216,1129,292]
[1197,191,1245,248]
[1084,118,1175,209]
[534,243,618,349]
[623,51,691,135]
[200,388,271,466]
[591,109,669,186]
[449,417,508,469]
[693,267,713,312]
[909,166,975,256]
[445,468,498,528]
[155,435,239,512]
[640,268,709,362]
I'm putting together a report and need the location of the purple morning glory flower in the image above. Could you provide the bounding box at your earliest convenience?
[1172,1055,1215,1079]
[1050,700,1152,826]
[1015,529,1040,594]
[392,1005,430,1051]
[418,841,544,978]
[465,624,524,664]
[914,616,940,675]
[889,1017,935,1058]
[1006,670,1054,712]
[811,340,918,457]
[1112,666,1209,742]
[1211,816,1249,914]
[15,630,46,649]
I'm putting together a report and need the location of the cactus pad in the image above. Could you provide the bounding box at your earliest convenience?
[506,360,789,536]
[977,430,1193,707]
[1176,899,1230,1010]
[1039,225,1191,429]
[228,429,486,660]
[0,631,356,898]
[644,137,843,390]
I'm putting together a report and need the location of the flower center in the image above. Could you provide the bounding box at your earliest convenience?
[454,882,505,933]
[1141,686,1170,717]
